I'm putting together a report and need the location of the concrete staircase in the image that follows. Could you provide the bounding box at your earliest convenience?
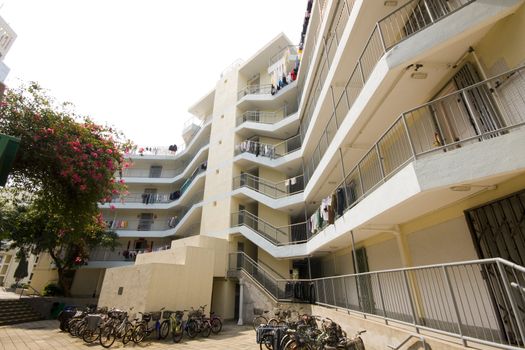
[0,299,43,326]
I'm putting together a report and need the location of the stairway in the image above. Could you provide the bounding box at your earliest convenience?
[0,299,43,326]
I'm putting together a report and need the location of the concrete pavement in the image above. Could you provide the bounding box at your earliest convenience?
[0,320,257,349]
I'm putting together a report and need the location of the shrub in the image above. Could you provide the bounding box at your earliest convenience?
[43,283,64,296]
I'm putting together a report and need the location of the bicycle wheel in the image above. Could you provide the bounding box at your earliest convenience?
[69,320,80,336]
[277,320,287,327]
[259,333,274,350]
[82,327,98,343]
[284,339,312,349]
[122,328,133,345]
[76,321,87,339]
[201,321,211,338]
[186,319,198,338]
[253,316,267,330]
[158,320,169,339]
[99,326,116,348]
[133,323,147,343]
[267,318,279,327]
[211,318,222,334]
[172,326,183,343]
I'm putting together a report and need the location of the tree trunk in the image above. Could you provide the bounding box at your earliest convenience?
[57,268,74,297]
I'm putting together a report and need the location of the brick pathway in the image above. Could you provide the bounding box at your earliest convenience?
[0,320,257,349]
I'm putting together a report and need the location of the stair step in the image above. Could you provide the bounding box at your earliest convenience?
[0,300,43,326]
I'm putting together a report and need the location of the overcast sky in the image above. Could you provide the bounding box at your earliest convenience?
[1,0,305,147]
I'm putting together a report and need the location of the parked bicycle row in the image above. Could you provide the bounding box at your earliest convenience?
[254,306,365,350]
[57,304,222,348]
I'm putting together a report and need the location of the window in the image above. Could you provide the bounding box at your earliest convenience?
[149,165,163,178]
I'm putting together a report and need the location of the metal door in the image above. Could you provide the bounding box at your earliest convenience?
[465,190,525,344]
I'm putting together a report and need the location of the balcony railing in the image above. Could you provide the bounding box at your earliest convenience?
[327,65,525,216]
[302,0,475,183]
[299,0,355,139]
[232,173,304,199]
[88,245,171,262]
[236,106,297,126]
[269,45,300,67]
[234,134,302,159]
[122,143,209,179]
[231,211,309,245]
[237,84,273,100]
[0,16,16,59]
[105,192,204,232]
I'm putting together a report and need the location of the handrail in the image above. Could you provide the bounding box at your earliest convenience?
[235,134,302,159]
[19,284,42,299]
[231,210,309,246]
[237,84,273,100]
[236,106,298,126]
[269,45,300,67]
[232,173,305,199]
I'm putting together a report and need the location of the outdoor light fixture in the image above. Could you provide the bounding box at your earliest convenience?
[411,72,428,79]
[450,184,497,192]
[384,1,398,6]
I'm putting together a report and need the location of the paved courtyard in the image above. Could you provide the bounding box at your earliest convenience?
[0,320,257,350]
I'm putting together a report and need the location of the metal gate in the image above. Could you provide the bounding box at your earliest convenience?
[465,189,525,345]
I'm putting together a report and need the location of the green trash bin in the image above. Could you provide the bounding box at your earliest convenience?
[50,302,65,319]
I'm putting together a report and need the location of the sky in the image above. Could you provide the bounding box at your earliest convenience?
[1,0,306,147]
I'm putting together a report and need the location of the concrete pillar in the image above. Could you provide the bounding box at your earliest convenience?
[393,228,412,268]
[237,281,244,326]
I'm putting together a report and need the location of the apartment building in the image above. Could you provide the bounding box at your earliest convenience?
[94,1,525,348]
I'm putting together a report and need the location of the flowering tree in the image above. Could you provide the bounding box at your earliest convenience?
[0,83,132,295]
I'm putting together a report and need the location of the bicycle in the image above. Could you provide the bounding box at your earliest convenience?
[209,311,223,334]
[97,309,133,348]
[131,307,164,343]
[186,305,211,338]
[253,308,272,330]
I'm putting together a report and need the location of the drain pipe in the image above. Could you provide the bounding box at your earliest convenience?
[237,279,244,326]
[351,230,358,273]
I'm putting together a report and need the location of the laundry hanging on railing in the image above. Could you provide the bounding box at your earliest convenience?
[105,220,129,230]
[168,216,179,228]
[239,140,275,158]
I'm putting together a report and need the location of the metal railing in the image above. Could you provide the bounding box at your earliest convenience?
[105,192,204,232]
[236,106,297,126]
[237,84,273,100]
[0,16,16,59]
[299,0,355,141]
[314,258,525,349]
[182,114,212,144]
[232,173,304,199]
[228,252,312,302]
[327,65,525,218]
[302,0,475,184]
[125,116,211,158]
[234,134,302,159]
[122,142,209,178]
[231,211,308,245]
[269,45,300,67]
[228,251,525,349]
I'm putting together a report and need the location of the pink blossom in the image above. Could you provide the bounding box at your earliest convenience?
[106,149,113,154]
[110,204,116,211]
[79,184,87,191]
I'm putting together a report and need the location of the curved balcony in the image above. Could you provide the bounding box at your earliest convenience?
[231,211,309,246]
[237,80,298,110]
[125,116,211,160]
[236,107,300,140]
[233,135,303,171]
[232,173,304,210]
[105,192,204,238]
[122,146,209,184]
